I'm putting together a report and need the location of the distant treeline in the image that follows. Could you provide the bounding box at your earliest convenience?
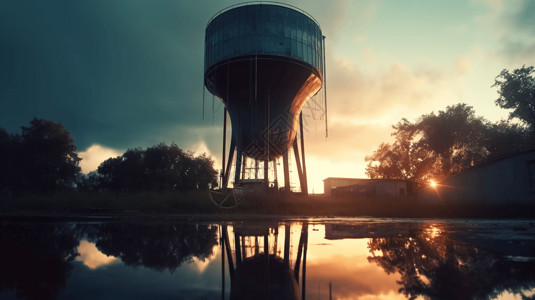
[0,118,217,195]
[365,65,535,188]
[81,143,217,193]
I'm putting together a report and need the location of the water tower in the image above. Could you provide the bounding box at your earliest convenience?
[204,3,325,196]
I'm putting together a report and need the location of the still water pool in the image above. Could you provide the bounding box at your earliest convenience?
[0,217,534,300]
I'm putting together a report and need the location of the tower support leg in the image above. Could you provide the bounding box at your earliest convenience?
[234,142,243,185]
[283,150,290,192]
[223,137,236,188]
[299,113,308,195]
[293,139,307,195]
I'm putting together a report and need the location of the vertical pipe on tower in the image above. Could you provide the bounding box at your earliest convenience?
[221,108,227,188]
[322,35,328,138]
[299,113,308,195]
[264,91,270,188]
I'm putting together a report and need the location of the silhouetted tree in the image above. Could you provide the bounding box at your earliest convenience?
[414,103,490,175]
[191,154,218,190]
[96,156,123,191]
[366,104,490,186]
[493,65,535,131]
[96,143,217,192]
[485,120,534,160]
[0,128,17,193]
[143,143,190,191]
[76,171,101,192]
[366,66,535,186]
[0,118,81,193]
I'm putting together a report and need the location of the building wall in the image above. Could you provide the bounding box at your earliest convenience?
[324,178,409,198]
[375,181,408,198]
[323,178,368,197]
[418,151,535,204]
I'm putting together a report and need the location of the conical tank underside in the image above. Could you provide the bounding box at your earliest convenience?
[205,55,321,160]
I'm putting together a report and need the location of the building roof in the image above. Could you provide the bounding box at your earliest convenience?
[323,177,411,183]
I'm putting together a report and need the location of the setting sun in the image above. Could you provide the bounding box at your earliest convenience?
[429,180,438,188]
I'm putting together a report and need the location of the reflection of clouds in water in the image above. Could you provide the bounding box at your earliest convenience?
[306,225,369,260]
[76,240,119,269]
[191,246,219,274]
[495,290,534,300]
[307,256,404,300]
[305,225,403,300]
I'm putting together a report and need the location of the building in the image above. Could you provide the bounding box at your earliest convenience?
[323,177,413,198]
[418,150,535,204]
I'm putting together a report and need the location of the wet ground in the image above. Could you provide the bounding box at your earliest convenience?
[0,216,534,299]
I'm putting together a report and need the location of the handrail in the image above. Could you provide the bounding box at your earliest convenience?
[205,1,321,29]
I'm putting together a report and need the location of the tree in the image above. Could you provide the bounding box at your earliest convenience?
[0,118,81,193]
[97,156,124,191]
[493,65,535,131]
[414,104,489,175]
[484,120,534,160]
[191,154,218,190]
[143,143,190,191]
[76,171,101,192]
[96,143,218,192]
[366,104,491,187]
[0,128,17,192]
[20,118,81,192]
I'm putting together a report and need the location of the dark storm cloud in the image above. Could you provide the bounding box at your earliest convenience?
[499,0,535,63]
[0,0,227,150]
[516,0,535,31]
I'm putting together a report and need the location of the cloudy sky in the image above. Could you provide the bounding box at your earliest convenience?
[1,0,533,193]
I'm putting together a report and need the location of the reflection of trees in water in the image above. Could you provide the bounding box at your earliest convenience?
[367,228,535,300]
[0,221,218,300]
[87,222,218,272]
[0,222,80,300]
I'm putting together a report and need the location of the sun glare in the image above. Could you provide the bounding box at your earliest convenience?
[429,179,437,188]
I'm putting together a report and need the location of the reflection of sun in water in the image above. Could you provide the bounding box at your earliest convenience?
[425,225,441,239]
[76,240,119,269]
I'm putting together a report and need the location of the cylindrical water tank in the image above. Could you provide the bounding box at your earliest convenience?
[204,3,323,160]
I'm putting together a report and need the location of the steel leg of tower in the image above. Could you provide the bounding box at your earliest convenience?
[223,137,236,188]
[293,139,306,195]
[283,151,290,192]
[234,142,243,185]
[299,113,308,195]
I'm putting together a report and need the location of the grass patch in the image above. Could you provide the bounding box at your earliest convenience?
[1,191,534,218]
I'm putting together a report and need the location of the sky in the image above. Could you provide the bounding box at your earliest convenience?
[1,0,534,193]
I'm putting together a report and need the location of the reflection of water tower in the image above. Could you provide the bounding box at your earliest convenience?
[204,3,325,194]
[220,223,309,300]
